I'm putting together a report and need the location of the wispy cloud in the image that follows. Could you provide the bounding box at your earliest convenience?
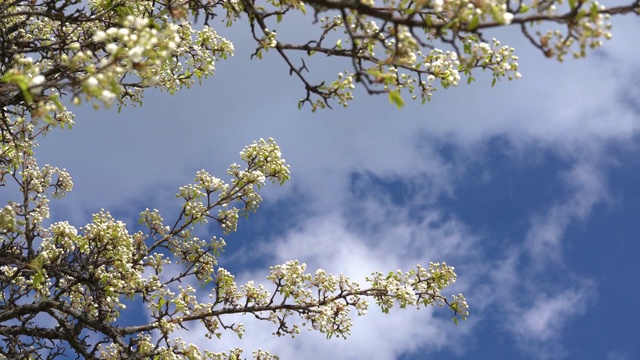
[506,286,595,360]
[525,160,610,264]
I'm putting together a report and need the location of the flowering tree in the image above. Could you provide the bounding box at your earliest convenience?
[0,0,637,358]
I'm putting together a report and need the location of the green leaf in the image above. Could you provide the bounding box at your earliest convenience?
[194,69,203,84]
[367,69,381,78]
[42,114,55,125]
[2,72,33,102]
[491,5,502,22]
[590,3,598,20]
[149,19,161,31]
[49,94,64,111]
[568,0,576,9]
[277,13,283,23]
[453,317,459,325]
[463,42,471,55]
[115,4,134,16]
[388,90,405,109]
[468,15,479,31]
[31,271,44,288]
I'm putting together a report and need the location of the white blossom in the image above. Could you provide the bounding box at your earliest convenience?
[503,12,514,25]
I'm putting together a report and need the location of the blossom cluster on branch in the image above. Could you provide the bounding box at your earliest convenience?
[238,0,637,109]
[0,133,467,358]
[0,0,637,358]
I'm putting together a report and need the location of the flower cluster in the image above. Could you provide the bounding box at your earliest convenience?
[39,212,148,320]
[385,27,420,67]
[366,262,468,319]
[463,37,521,83]
[423,49,463,88]
[533,1,613,60]
[10,160,73,230]
[0,206,17,233]
[253,0,631,109]
[87,15,232,103]
[239,138,291,185]
[171,138,290,236]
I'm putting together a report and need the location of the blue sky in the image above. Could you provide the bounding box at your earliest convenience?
[34,9,640,360]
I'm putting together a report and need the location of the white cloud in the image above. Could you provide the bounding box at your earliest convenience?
[506,286,595,359]
[525,160,610,264]
[520,291,588,340]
